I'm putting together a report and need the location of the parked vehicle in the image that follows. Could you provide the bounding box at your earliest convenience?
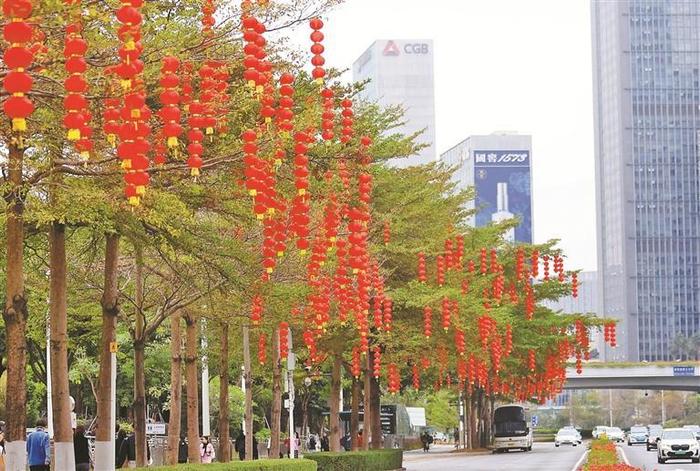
[657,428,699,464]
[555,428,582,447]
[605,426,624,443]
[627,426,648,446]
[647,425,663,451]
[492,404,533,453]
[682,425,700,440]
[592,425,607,439]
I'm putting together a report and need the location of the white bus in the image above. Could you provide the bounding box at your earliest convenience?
[493,404,533,453]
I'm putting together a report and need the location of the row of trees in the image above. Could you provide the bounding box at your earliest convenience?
[1,0,611,469]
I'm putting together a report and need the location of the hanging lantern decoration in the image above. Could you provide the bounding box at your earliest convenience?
[571,272,579,298]
[3,0,35,134]
[202,0,215,35]
[158,56,182,154]
[441,297,450,332]
[455,235,464,267]
[444,239,454,270]
[382,297,392,333]
[461,278,469,295]
[423,306,432,339]
[102,96,121,147]
[351,347,362,379]
[383,221,390,246]
[186,101,204,177]
[257,333,266,365]
[412,364,420,390]
[454,328,465,356]
[480,248,487,274]
[251,295,263,326]
[531,249,539,278]
[340,98,353,144]
[516,247,525,281]
[320,87,335,140]
[554,254,565,282]
[490,248,498,273]
[542,255,550,281]
[387,363,400,394]
[277,73,295,137]
[436,255,445,286]
[309,17,326,84]
[62,16,89,155]
[417,252,427,282]
[524,283,535,320]
[528,349,536,372]
[372,346,381,379]
[279,321,289,361]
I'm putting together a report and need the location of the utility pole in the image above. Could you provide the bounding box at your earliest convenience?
[201,319,210,437]
[661,390,666,425]
[608,390,613,427]
[287,330,296,459]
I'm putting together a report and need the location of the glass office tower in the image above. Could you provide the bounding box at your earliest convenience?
[591,0,700,360]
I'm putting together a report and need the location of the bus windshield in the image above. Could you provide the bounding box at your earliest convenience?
[494,406,528,438]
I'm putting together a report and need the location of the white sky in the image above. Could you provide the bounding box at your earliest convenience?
[288,0,597,271]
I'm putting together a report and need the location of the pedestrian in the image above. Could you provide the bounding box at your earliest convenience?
[199,436,215,463]
[454,428,460,448]
[26,418,50,471]
[292,432,300,458]
[178,435,188,463]
[308,434,316,452]
[118,429,151,468]
[234,431,245,461]
[320,434,329,452]
[356,429,363,448]
[74,424,91,471]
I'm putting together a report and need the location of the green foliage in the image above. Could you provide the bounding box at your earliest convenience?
[152,459,318,471]
[306,449,403,471]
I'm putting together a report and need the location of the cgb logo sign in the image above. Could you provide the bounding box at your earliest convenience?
[382,40,430,56]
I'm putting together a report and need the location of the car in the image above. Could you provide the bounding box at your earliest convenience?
[605,426,625,442]
[555,428,582,447]
[682,425,700,440]
[627,426,648,446]
[592,425,607,439]
[657,428,700,464]
[647,425,663,451]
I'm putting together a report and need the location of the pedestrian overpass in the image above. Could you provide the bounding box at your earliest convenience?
[564,363,700,391]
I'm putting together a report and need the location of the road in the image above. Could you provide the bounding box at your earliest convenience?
[404,443,587,471]
[619,443,699,471]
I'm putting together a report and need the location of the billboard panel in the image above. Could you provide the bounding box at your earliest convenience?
[473,150,532,243]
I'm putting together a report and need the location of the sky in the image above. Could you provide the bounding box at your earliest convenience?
[288,0,598,271]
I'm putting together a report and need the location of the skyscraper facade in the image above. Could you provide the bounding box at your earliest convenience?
[440,132,533,243]
[352,39,436,167]
[591,0,700,361]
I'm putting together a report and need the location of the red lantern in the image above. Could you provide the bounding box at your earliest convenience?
[257,333,267,365]
[571,272,579,298]
[423,306,432,339]
[279,322,289,360]
[3,1,34,132]
[417,252,427,282]
[158,56,182,152]
[309,18,326,83]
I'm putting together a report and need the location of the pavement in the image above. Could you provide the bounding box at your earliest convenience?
[404,442,588,471]
[618,443,699,471]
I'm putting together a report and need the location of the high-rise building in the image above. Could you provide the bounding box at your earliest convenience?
[591,0,700,361]
[352,39,436,167]
[440,132,533,243]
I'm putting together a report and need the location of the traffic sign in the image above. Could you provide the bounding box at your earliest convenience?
[531,415,538,427]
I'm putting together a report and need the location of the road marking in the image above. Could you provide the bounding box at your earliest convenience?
[570,449,589,471]
[617,445,630,465]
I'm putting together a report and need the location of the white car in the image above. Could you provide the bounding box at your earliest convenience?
[682,425,700,440]
[605,426,624,442]
[627,426,648,446]
[555,428,582,447]
[657,428,700,464]
[592,425,607,439]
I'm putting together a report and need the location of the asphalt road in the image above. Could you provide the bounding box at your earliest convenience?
[404,443,587,471]
[620,442,699,471]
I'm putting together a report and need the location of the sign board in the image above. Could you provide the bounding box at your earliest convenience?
[531,415,538,428]
[284,399,290,409]
[672,366,696,376]
[380,405,397,435]
[146,423,166,435]
[473,150,532,243]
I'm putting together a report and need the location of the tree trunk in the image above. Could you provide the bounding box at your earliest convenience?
[95,234,119,470]
[350,375,361,451]
[270,327,281,459]
[49,222,76,469]
[185,314,201,463]
[218,322,230,462]
[370,373,382,449]
[362,353,371,451]
[329,355,342,452]
[242,325,253,460]
[2,143,28,471]
[165,313,182,465]
[133,248,147,467]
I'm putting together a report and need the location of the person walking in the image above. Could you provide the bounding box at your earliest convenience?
[26,419,50,471]
[199,436,215,463]
[115,428,127,466]
[74,424,91,471]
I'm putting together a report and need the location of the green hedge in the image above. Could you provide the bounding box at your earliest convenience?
[306,449,403,471]
[153,458,317,471]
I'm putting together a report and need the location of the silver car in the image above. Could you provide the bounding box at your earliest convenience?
[657,428,700,464]
[627,426,648,446]
[555,428,582,447]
